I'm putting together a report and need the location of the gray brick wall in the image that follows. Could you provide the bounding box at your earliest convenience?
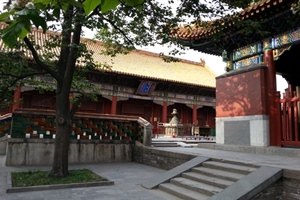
[133,145,195,170]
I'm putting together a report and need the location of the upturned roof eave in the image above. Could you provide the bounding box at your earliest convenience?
[172,0,291,55]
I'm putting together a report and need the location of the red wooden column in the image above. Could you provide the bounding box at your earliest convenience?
[192,104,197,125]
[110,96,117,115]
[264,49,281,146]
[162,101,168,123]
[12,86,21,112]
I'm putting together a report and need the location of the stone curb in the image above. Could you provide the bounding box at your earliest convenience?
[207,166,283,200]
[6,172,114,193]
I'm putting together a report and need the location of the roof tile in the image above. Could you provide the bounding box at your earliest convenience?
[0,22,216,88]
[173,0,285,40]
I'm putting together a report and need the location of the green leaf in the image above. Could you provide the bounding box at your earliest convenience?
[101,0,120,13]
[53,8,60,19]
[125,0,144,6]
[0,22,25,48]
[34,0,52,4]
[83,0,101,15]
[19,21,31,39]
[69,0,83,8]
[0,10,15,21]
[15,8,32,16]
[15,8,47,32]
[19,27,29,39]
[125,0,144,11]
[31,16,47,32]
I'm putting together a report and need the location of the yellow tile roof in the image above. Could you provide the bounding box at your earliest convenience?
[0,22,216,88]
[105,50,216,88]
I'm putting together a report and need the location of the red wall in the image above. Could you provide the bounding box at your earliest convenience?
[6,90,215,130]
[216,68,268,118]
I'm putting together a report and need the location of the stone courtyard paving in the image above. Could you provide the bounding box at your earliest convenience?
[0,158,167,200]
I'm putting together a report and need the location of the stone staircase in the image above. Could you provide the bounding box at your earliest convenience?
[143,157,282,200]
[156,160,257,200]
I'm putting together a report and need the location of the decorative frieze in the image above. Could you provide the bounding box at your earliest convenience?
[231,28,300,70]
[233,43,262,61]
[175,94,187,99]
[187,95,194,100]
[118,86,135,93]
[272,28,300,49]
[152,91,164,97]
[197,96,215,102]
[168,93,175,98]
[234,55,263,69]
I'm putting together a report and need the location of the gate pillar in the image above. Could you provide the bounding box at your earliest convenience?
[216,64,270,146]
[264,49,281,146]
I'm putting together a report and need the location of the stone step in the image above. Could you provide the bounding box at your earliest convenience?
[159,183,210,200]
[171,177,222,196]
[142,156,209,190]
[150,188,184,200]
[201,161,257,175]
[192,167,245,182]
[211,158,258,168]
[182,171,234,189]
[208,166,283,200]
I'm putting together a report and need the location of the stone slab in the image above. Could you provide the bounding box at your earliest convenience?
[207,166,282,200]
[142,156,209,189]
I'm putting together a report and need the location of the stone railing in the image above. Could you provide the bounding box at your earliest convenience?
[10,108,153,146]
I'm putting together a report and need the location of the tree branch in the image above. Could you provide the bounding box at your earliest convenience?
[23,37,59,80]
[98,13,135,47]
[0,71,48,95]
[69,91,91,118]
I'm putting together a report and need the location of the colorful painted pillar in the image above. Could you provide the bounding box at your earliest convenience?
[264,49,281,146]
[12,86,21,112]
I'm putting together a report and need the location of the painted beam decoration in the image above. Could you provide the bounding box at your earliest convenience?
[233,43,262,61]
[232,43,263,69]
[231,27,300,70]
[234,55,263,69]
[272,28,300,49]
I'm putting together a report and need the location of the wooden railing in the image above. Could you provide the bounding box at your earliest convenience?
[280,92,300,146]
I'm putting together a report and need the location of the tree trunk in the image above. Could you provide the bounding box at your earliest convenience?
[49,91,72,177]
